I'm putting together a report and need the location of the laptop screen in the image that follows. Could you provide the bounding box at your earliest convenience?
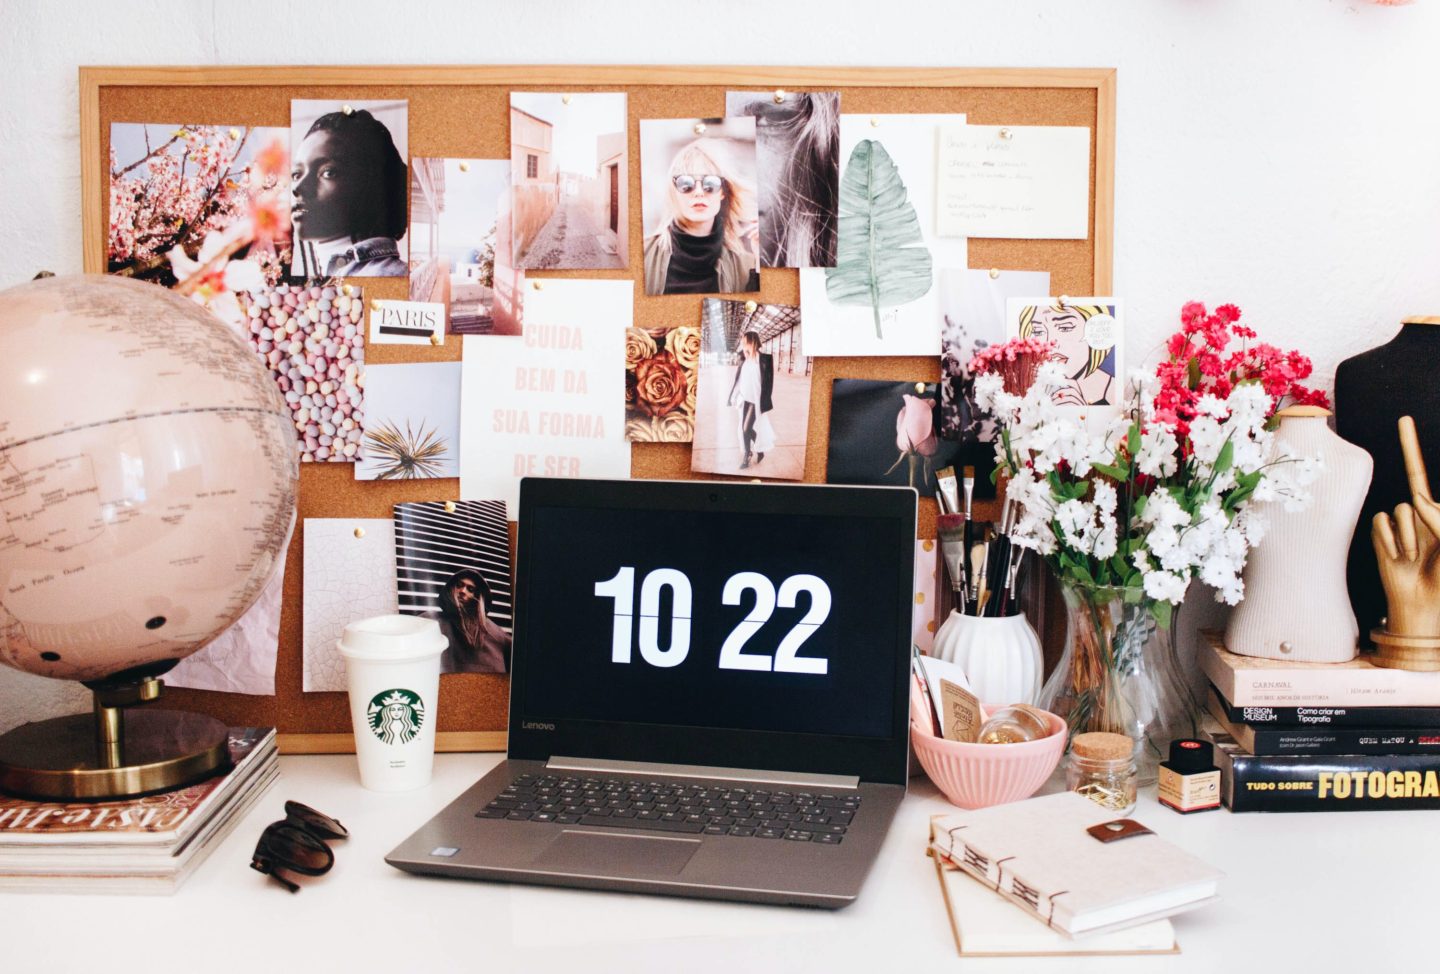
[509,478,916,784]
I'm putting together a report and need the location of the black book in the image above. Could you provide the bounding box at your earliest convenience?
[1207,682,1440,729]
[1206,689,1440,756]
[1207,719,1440,812]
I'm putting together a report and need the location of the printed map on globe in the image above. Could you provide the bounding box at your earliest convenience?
[0,276,297,683]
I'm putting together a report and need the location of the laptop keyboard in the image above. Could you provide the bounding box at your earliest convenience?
[476,773,857,844]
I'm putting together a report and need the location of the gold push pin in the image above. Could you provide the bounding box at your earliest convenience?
[444,501,457,514]
[562,94,572,105]
[1057,295,1070,308]
[228,128,241,140]
[458,161,470,172]
[744,300,758,313]
[342,284,355,297]
[988,268,1000,279]
[773,89,786,104]
[869,117,880,127]
[353,527,365,539]
[531,279,543,291]
[914,592,925,605]
[429,332,442,346]
[342,104,354,116]
[693,121,707,135]
[999,127,1013,140]
[370,299,381,311]
[915,382,927,394]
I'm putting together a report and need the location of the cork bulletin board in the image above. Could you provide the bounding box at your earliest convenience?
[80,66,1115,753]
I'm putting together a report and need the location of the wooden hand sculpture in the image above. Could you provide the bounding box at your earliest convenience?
[1371,416,1440,637]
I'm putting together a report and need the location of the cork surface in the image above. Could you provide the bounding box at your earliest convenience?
[93,69,1109,746]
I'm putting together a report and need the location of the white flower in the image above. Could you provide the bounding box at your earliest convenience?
[1143,570,1188,604]
[1196,394,1230,419]
[1135,425,1179,478]
[1188,417,1228,465]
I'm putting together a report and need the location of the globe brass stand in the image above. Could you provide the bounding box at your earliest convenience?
[0,674,230,801]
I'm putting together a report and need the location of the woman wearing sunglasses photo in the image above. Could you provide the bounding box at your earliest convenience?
[642,137,760,296]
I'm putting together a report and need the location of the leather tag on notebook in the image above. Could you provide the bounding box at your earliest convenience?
[1087,819,1153,843]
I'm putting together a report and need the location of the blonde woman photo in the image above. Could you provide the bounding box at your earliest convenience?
[640,120,760,296]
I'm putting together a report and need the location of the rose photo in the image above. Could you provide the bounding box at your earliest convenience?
[625,325,699,442]
[289,99,409,278]
[409,158,520,335]
[690,298,811,480]
[825,379,961,498]
[510,92,627,271]
[639,117,761,296]
[724,90,840,269]
[394,500,513,675]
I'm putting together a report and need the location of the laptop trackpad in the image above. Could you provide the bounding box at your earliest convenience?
[531,829,700,877]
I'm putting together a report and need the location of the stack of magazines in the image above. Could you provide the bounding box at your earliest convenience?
[0,726,278,893]
[1200,631,1440,812]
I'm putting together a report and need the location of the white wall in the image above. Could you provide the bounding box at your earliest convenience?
[2,0,1437,729]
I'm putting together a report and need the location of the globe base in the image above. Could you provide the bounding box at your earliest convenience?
[0,709,230,801]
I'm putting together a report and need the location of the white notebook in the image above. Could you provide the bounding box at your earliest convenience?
[932,858,1178,957]
[928,792,1222,938]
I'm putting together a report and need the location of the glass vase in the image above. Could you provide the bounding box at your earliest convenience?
[1038,583,1197,784]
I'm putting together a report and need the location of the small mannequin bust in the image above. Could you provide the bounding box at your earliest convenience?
[1226,406,1373,662]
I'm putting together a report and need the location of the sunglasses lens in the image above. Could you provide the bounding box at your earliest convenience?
[673,174,696,194]
[701,175,723,194]
[284,800,348,839]
[261,825,334,873]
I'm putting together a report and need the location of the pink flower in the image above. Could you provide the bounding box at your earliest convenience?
[897,395,938,457]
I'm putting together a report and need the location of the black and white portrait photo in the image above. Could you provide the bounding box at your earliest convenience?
[289,98,409,278]
[725,90,840,269]
[393,500,513,675]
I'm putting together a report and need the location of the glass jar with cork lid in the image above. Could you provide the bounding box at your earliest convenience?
[1066,731,1138,815]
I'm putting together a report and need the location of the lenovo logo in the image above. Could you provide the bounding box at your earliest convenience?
[522,721,555,731]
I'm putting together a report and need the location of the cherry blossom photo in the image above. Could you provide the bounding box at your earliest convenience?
[107,122,292,288]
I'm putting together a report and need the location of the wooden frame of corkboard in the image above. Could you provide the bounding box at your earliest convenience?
[79,65,1115,754]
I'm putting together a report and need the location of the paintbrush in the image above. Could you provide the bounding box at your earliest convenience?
[961,465,976,612]
[935,466,959,517]
[936,513,967,595]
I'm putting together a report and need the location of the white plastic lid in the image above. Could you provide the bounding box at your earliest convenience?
[337,614,448,661]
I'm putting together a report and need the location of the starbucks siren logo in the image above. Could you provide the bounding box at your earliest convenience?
[367,689,425,745]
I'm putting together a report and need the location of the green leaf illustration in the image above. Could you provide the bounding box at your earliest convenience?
[824,139,933,339]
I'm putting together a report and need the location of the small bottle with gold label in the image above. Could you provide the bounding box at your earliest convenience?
[1157,739,1221,813]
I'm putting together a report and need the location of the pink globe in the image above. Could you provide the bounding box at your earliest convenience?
[0,275,297,683]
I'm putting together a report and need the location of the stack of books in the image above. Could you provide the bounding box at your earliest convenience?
[1199,632,1440,812]
[0,726,278,892]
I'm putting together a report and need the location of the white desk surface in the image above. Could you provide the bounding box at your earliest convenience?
[1,752,1432,973]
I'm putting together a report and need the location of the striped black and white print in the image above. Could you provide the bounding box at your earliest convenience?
[393,500,512,631]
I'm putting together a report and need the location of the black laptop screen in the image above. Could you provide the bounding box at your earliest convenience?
[509,480,915,780]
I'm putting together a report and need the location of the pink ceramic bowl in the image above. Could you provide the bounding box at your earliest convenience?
[910,709,1066,809]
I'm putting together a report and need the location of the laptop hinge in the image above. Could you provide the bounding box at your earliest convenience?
[544,756,861,790]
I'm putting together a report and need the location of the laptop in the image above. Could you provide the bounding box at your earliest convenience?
[386,477,916,908]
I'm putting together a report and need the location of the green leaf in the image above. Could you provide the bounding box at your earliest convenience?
[1127,424,1141,458]
[1213,438,1234,476]
[1151,599,1174,629]
[1187,357,1201,390]
[1132,495,1147,519]
[1092,462,1130,481]
[825,140,933,339]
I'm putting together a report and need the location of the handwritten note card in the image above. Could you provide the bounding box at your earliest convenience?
[936,125,1090,240]
[459,279,630,509]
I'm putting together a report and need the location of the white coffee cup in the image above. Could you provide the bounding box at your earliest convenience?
[337,614,447,792]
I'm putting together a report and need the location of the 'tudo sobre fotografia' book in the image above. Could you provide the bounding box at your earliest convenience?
[927,792,1222,938]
